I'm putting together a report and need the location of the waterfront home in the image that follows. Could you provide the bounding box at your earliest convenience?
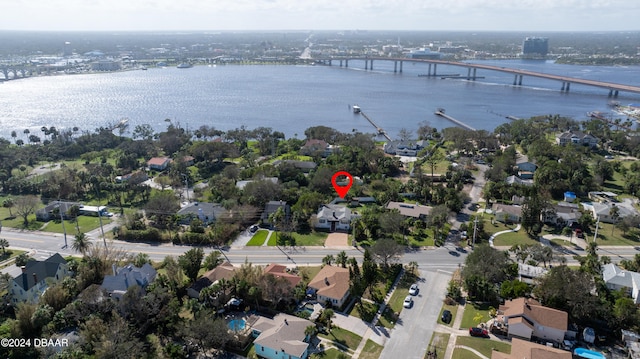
[300,139,336,157]
[187,262,236,299]
[555,130,599,148]
[314,204,356,232]
[603,263,640,304]
[383,140,428,156]
[252,313,314,359]
[497,298,568,343]
[10,253,70,304]
[146,156,171,171]
[101,263,157,300]
[307,265,350,308]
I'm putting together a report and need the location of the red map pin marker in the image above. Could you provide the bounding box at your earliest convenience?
[332,171,353,199]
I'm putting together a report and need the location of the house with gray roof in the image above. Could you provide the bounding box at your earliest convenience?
[252,313,314,359]
[261,200,291,229]
[555,130,599,148]
[101,263,157,300]
[314,204,356,232]
[386,201,433,219]
[492,203,522,223]
[36,200,80,221]
[10,253,70,304]
[603,263,640,304]
[383,140,428,156]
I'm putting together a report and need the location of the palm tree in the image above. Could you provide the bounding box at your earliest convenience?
[0,238,8,255]
[72,233,92,255]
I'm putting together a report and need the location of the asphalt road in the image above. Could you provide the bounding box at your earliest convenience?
[379,268,451,359]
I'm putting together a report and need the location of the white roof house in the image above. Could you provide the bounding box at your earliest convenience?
[603,263,640,304]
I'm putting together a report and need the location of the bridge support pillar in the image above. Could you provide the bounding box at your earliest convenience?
[561,82,565,91]
[339,60,343,67]
[565,82,570,92]
[2,69,7,79]
[370,60,373,70]
[614,90,619,97]
[467,68,471,78]
[345,60,348,68]
[399,61,403,73]
[394,61,397,73]
[428,64,431,75]
[518,75,523,86]
[473,68,477,80]
[433,63,437,76]
[364,60,368,70]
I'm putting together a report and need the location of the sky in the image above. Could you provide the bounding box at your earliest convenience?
[3,0,639,32]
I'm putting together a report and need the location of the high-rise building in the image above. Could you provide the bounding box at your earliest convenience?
[522,37,548,58]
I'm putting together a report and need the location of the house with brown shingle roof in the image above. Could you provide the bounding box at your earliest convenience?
[491,338,571,359]
[263,263,302,288]
[252,313,314,359]
[187,262,236,299]
[386,201,432,219]
[307,265,350,308]
[498,298,568,343]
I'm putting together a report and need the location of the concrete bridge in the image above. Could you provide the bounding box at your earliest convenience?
[313,56,640,98]
[0,65,43,80]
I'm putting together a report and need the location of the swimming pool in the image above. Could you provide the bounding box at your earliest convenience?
[228,318,246,332]
[574,347,606,359]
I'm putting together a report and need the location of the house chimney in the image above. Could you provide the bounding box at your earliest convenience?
[112,263,117,276]
[21,266,26,273]
[324,277,329,286]
[33,273,38,283]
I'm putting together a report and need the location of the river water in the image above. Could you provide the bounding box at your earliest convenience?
[0,60,638,140]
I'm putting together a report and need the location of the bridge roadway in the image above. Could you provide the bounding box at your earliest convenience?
[315,56,640,97]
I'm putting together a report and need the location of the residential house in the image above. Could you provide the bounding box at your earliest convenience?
[385,201,432,220]
[177,201,227,225]
[517,263,548,285]
[36,200,80,221]
[300,139,336,157]
[101,263,157,300]
[351,196,377,206]
[10,253,70,304]
[505,175,533,187]
[492,203,522,223]
[588,191,618,202]
[588,202,638,224]
[497,298,568,343]
[307,265,350,308]
[252,313,314,359]
[603,263,640,304]
[383,140,428,156]
[491,338,571,359]
[236,177,279,190]
[147,156,171,171]
[188,262,236,299]
[261,200,290,229]
[187,262,236,299]
[314,204,356,232]
[542,202,580,227]
[515,161,537,180]
[263,263,302,288]
[555,131,599,147]
[115,171,148,184]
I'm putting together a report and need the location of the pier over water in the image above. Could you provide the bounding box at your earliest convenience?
[434,109,476,131]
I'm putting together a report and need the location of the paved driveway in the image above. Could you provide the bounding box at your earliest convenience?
[379,268,451,359]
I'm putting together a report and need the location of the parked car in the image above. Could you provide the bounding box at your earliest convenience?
[469,327,489,338]
[403,295,413,308]
[409,284,419,296]
[249,225,259,233]
[441,310,452,324]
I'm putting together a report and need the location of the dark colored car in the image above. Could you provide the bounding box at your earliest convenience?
[469,327,489,338]
[441,310,452,324]
[249,225,259,233]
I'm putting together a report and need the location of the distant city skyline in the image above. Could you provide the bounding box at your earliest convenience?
[3,0,639,32]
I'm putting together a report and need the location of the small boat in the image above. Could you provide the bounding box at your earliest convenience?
[352,105,361,114]
[177,62,193,69]
[436,108,445,114]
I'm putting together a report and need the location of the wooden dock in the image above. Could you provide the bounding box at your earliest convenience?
[358,111,392,141]
[434,110,476,131]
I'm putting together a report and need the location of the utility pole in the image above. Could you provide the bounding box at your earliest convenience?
[593,216,600,243]
[58,204,68,249]
[472,216,478,248]
[182,173,190,203]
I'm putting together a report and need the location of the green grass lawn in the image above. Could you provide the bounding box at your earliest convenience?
[290,231,329,246]
[310,348,350,359]
[318,327,363,351]
[593,223,640,246]
[438,303,459,327]
[491,231,535,247]
[246,229,269,246]
[0,249,27,269]
[451,348,483,359]
[459,302,494,329]
[40,216,112,234]
[360,340,384,359]
[349,300,377,323]
[267,232,277,246]
[455,336,511,358]
[428,332,451,359]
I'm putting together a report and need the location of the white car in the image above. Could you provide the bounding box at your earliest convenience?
[409,284,419,296]
[403,295,413,308]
